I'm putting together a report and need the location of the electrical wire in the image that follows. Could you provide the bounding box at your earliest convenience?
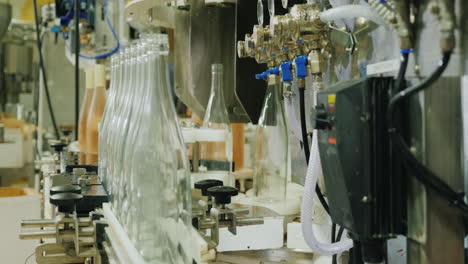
[388,52,468,217]
[332,226,345,264]
[395,52,410,92]
[74,0,80,140]
[331,222,336,243]
[24,252,35,264]
[33,0,60,140]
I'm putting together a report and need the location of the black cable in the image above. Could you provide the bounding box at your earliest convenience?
[332,226,345,264]
[331,223,337,264]
[388,52,468,217]
[33,0,60,140]
[300,88,311,160]
[74,0,80,140]
[395,52,410,92]
[299,87,330,215]
[24,251,35,264]
[331,223,336,243]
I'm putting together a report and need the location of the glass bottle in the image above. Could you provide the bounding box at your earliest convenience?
[254,74,289,201]
[199,64,234,186]
[131,35,193,263]
[120,36,150,229]
[86,64,107,165]
[99,54,120,187]
[106,48,127,205]
[78,69,94,164]
[110,44,137,216]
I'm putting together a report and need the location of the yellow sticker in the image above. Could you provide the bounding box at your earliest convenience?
[328,94,336,104]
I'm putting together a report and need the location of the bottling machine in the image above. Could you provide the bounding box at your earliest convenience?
[8,0,468,263]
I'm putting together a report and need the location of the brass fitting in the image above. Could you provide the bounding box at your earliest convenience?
[238,3,330,70]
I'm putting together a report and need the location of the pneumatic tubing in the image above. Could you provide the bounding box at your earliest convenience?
[301,130,354,255]
[320,4,387,28]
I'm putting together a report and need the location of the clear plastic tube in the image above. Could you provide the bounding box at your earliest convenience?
[301,130,353,255]
[320,5,387,28]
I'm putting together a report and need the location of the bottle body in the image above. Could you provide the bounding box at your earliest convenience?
[254,75,289,201]
[86,65,107,165]
[128,35,193,263]
[99,55,120,187]
[120,39,149,230]
[78,70,94,164]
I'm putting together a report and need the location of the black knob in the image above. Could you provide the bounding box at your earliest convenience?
[207,186,238,205]
[61,129,72,136]
[50,193,83,213]
[194,179,224,196]
[50,185,81,195]
[50,142,67,152]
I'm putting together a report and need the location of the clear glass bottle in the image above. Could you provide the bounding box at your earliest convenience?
[86,64,107,165]
[199,64,234,186]
[110,44,137,216]
[120,36,150,229]
[78,69,94,164]
[99,54,120,187]
[107,48,127,205]
[254,74,289,201]
[131,35,193,263]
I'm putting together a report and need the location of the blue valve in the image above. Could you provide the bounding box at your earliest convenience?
[268,67,280,76]
[255,71,268,80]
[281,61,292,82]
[295,55,308,79]
[51,25,62,33]
[256,67,280,80]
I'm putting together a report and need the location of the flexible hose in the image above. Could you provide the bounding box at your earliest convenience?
[299,88,330,214]
[301,130,354,255]
[320,4,387,28]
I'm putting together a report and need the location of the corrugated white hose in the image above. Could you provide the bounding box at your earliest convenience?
[301,130,353,255]
[320,5,388,28]
[284,95,303,141]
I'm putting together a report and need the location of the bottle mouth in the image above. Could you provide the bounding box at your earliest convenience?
[211,63,223,73]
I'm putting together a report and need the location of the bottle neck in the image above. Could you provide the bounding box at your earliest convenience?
[259,78,283,126]
[210,70,224,102]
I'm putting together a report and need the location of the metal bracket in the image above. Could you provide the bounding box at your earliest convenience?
[125,0,176,29]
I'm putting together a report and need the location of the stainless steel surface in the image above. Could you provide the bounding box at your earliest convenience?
[199,217,264,229]
[407,77,465,264]
[21,218,92,228]
[0,3,11,42]
[174,7,206,117]
[19,228,95,240]
[189,0,248,122]
[174,0,264,123]
[3,43,33,76]
[215,247,314,264]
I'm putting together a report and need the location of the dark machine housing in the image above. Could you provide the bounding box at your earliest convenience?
[313,77,407,262]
